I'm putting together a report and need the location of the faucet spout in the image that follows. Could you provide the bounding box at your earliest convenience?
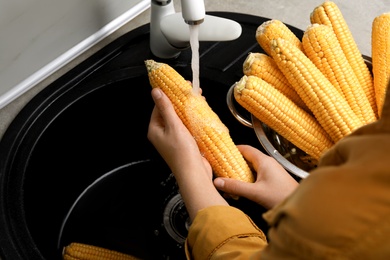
[181,0,205,25]
[150,0,242,59]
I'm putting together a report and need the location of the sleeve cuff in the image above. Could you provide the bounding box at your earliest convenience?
[185,205,267,259]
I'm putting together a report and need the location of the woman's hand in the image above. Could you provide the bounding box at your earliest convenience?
[147,87,208,175]
[214,145,299,209]
[147,88,228,220]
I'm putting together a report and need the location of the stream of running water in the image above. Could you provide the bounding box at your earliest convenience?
[189,24,200,95]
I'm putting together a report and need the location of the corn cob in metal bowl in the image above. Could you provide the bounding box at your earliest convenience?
[227,54,374,180]
[227,84,314,179]
[227,1,382,179]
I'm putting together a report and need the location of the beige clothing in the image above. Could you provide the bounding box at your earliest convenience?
[185,89,390,259]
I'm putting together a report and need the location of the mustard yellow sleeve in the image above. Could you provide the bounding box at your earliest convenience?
[185,205,267,260]
[260,101,390,259]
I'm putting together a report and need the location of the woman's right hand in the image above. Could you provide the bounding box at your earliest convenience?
[213,145,299,209]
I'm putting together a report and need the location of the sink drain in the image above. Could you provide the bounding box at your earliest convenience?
[163,193,190,244]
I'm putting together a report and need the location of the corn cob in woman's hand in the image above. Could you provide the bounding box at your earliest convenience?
[145,59,254,183]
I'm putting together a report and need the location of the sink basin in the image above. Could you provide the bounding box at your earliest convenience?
[0,12,303,260]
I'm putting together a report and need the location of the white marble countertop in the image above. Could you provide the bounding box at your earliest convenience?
[0,0,150,109]
[0,0,388,140]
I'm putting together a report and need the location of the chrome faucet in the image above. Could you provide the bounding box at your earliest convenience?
[150,0,242,59]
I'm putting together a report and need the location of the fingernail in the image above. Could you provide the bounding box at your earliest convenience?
[152,88,162,99]
[214,178,225,188]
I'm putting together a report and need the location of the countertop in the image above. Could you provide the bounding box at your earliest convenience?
[0,0,388,140]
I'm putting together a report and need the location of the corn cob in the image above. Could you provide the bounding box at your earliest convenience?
[62,243,141,260]
[372,12,390,118]
[302,23,377,124]
[234,75,334,160]
[310,1,377,117]
[270,38,364,143]
[255,19,303,56]
[242,52,310,112]
[145,59,254,183]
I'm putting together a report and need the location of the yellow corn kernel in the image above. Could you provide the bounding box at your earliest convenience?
[63,243,141,260]
[302,23,377,124]
[270,38,364,143]
[310,1,377,117]
[234,75,334,160]
[255,19,303,56]
[372,12,390,118]
[243,52,310,112]
[145,59,254,183]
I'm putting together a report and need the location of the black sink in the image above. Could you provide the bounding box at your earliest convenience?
[0,12,303,260]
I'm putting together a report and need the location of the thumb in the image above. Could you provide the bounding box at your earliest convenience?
[151,88,177,123]
[214,177,255,200]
